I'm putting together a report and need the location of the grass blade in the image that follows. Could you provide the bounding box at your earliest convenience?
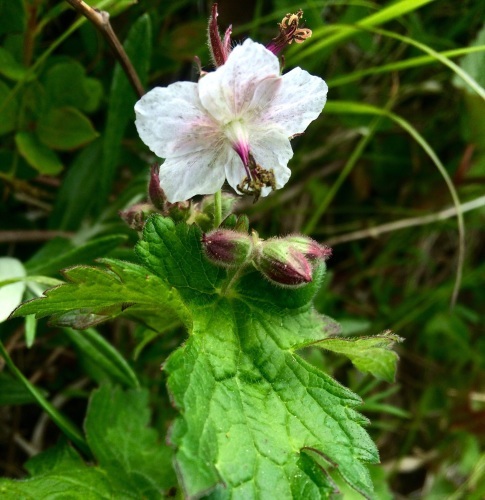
[0,341,89,455]
[324,100,465,306]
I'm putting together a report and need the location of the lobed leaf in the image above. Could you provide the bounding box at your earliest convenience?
[12,258,186,332]
[317,333,404,383]
[0,386,176,498]
[11,215,393,497]
[85,385,176,494]
[137,216,379,498]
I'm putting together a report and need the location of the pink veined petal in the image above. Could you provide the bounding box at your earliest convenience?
[199,39,281,122]
[223,148,249,194]
[258,67,328,137]
[250,128,292,192]
[158,145,228,202]
[134,82,218,159]
[224,128,292,195]
[245,76,282,122]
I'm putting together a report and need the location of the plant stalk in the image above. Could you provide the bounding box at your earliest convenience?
[213,190,222,228]
[64,0,144,98]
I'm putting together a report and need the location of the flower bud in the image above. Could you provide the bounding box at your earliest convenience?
[165,200,191,223]
[255,239,312,287]
[284,235,332,260]
[119,203,153,231]
[208,3,232,67]
[201,229,253,268]
[148,165,167,211]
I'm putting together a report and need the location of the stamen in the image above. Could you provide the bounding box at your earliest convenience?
[237,154,276,202]
[266,9,312,56]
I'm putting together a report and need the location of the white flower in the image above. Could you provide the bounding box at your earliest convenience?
[135,39,328,202]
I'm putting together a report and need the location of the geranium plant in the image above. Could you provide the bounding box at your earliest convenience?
[0,4,402,498]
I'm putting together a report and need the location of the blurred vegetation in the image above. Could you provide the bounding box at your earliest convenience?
[1,0,484,497]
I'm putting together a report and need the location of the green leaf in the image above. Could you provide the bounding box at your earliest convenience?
[25,439,86,475]
[137,217,379,498]
[13,258,185,333]
[454,23,485,89]
[99,13,152,206]
[25,314,37,348]
[317,333,404,383]
[15,131,63,175]
[0,257,26,322]
[37,106,99,151]
[12,216,389,497]
[43,61,85,107]
[82,77,103,113]
[43,61,102,112]
[85,385,176,494]
[136,217,225,299]
[0,47,31,81]
[0,81,19,136]
[0,387,177,498]
[0,441,111,499]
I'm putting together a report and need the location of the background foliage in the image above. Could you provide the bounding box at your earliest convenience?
[1,0,484,497]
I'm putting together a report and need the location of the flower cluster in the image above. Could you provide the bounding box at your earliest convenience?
[135,7,327,203]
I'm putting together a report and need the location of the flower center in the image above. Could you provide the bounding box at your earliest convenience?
[223,120,277,202]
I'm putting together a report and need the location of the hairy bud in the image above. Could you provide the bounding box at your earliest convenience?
[208,3,232,67]
[148,165,166,211]
[284,235,332,260]
[255,239,312,287]
[202,229,253,268]
[119,203,153,231]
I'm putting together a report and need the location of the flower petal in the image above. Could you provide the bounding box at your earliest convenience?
[135,82,218,159]
[246,76,282,121]
[258,67,328,137]
[223,148,248,194]
[159,146,229,202]
[199,39,281,122]
[251,129,292,192]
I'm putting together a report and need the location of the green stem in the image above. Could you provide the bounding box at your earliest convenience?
[214,190,222,228]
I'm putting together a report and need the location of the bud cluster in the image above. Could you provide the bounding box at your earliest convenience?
[201,229,331,288]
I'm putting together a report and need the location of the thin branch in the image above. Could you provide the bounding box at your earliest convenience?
[0,231,74,243]
[325,195,485,246]
[64,0,144,98]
